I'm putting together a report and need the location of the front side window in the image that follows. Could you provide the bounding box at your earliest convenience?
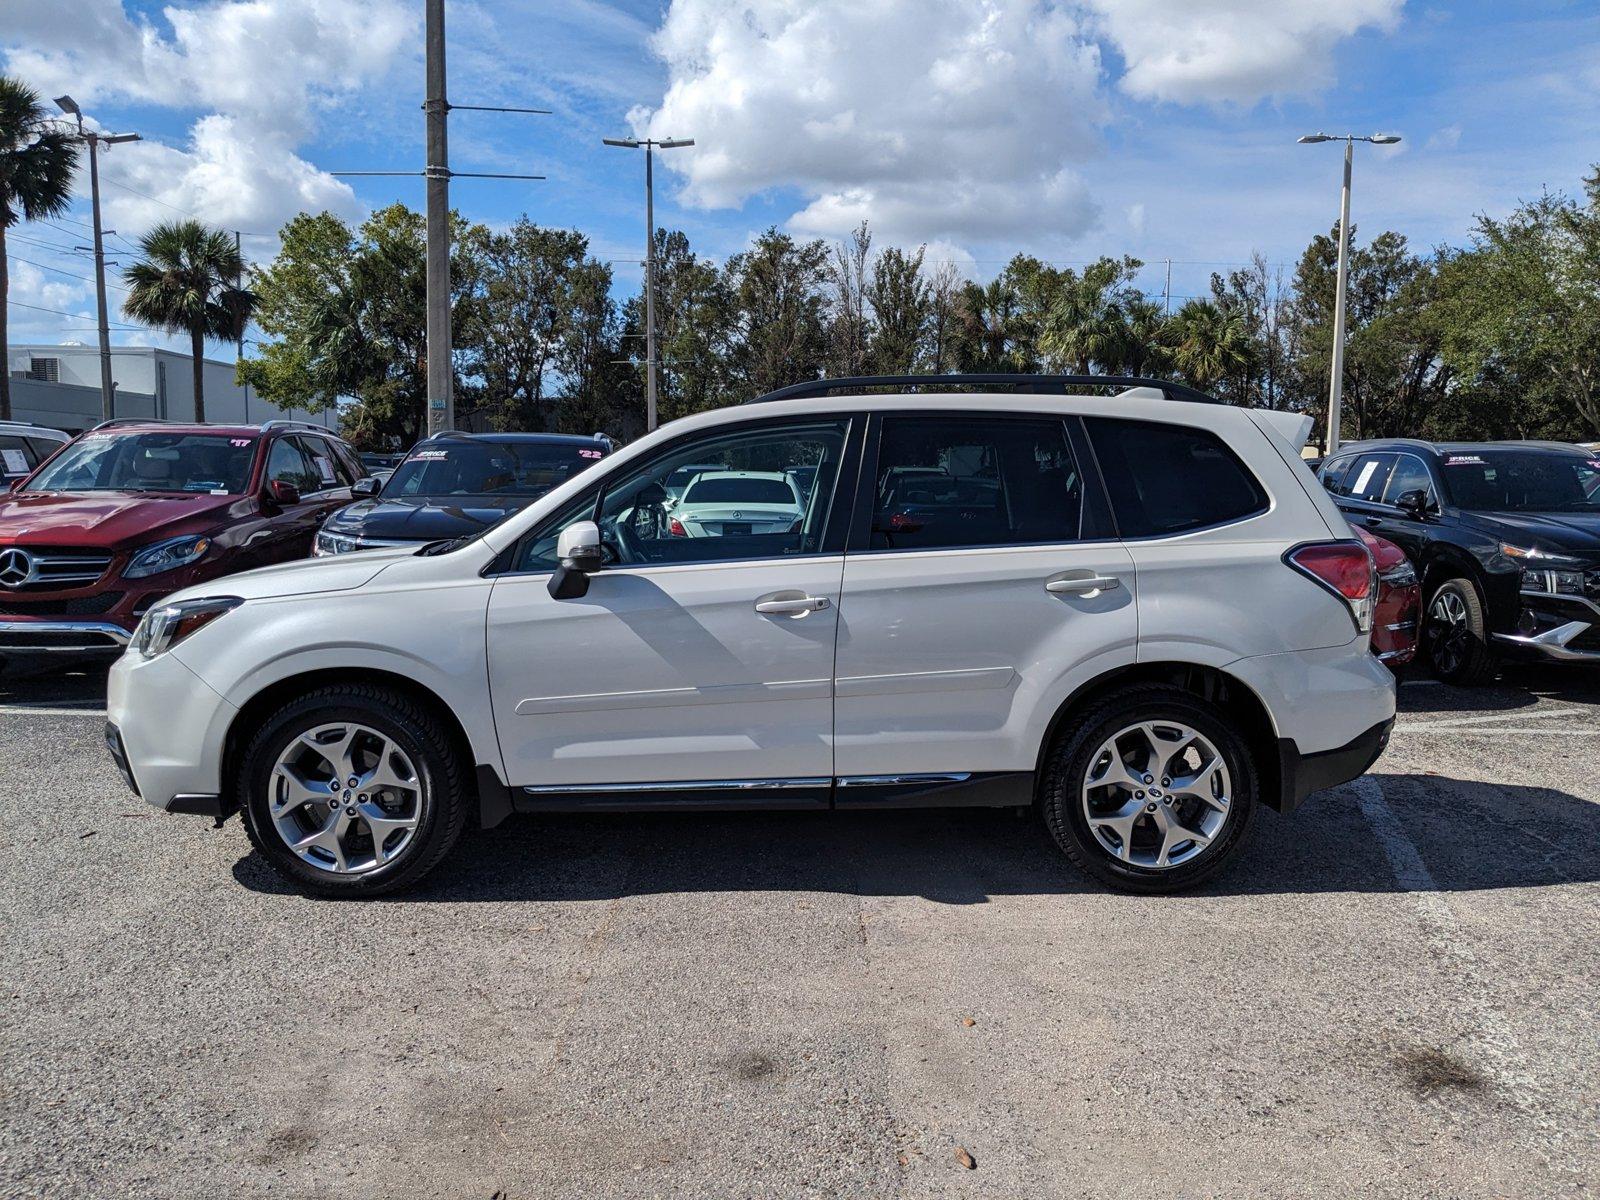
[1383,454,1435,506]
[1084,417,1268,538]
[869,415,1082,551]
[295,436,352,492]
[0,435,37,478]
[25,431,258,495]
[266,437,318,493]
[390,440,604,499]
[518,420,849,572]
[1439,450,1600,513]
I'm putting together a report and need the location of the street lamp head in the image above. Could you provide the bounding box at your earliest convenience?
[657,138,695,150]
[603,137,641,149]
[1297,133,1331,144]
[55,94,81,118]
[1369,133,1402,144]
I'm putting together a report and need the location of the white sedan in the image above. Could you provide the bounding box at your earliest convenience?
[667,470,803,537]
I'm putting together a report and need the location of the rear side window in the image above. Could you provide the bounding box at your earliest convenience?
[0,435,36,477]
[1085,417,1268,538]
[1339,453,1396,502]
[296,436,352,490]
[870,415,1082,551]
[1318,457,1352,493]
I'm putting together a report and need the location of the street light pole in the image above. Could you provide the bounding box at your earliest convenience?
[603,136,694,433]
[55,96,139,423]
[424,0,452,436]
[1298,132,1401,454]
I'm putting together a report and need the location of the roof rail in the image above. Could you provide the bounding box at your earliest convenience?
[89,417,175,432]
[259,418,332,434]
[432,429,480,441]
[744,373,1221,406]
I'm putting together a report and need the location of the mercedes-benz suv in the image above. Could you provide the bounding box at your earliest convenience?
[106,376,1396,897]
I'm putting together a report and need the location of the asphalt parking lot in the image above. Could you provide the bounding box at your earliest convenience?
[2,665,1597,1199]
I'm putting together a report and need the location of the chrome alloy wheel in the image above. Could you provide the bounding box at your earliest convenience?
[267,722,425,876]
[1080,720,1232,869]
[1425,588,1470,675]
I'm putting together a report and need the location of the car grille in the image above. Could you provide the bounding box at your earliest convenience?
[0,546,114,591]
[0,591,123,617]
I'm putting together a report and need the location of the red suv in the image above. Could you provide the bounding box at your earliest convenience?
[0,419,365,667]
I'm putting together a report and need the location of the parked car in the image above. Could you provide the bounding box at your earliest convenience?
[1318,439,1600,682]
[0,421,70,487]
[314,431,611,556]
[0,418,365,667]
[1357,528,1419,667]
[106,374,1396,898]
[359,451,403,473]
[667,470,803,538]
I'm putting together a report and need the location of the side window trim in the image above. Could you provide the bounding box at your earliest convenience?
[494,413,865,577]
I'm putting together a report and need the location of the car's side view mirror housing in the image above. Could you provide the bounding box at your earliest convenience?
[548,519,604,599]
[351,476,381,498]
[265,479,300,508]
[1395,488,1430,519]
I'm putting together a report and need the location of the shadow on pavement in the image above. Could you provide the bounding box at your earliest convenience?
[1394,664,1600,714]
[232,771,1597,904]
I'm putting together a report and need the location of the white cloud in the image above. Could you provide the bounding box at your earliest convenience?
[630,0,1108,246]
[2,0,414,247]
[1081,0,1404,105]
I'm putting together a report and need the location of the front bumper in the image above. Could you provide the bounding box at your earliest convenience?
[106,647,238,813]
[1493,594,1600,663]
[1278,717,1394,809]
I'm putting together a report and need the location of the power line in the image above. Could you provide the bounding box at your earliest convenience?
[8,232,84,255]
[7,298,147,330]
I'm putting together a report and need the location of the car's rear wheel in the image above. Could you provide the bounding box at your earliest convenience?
[1423,577,1497,686]
[1040,686,1257,893]
[237,684,469,897]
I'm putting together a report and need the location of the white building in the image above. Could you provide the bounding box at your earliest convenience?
[5,344,337,433]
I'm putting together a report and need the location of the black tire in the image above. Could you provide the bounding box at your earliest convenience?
[1040,685,1258,894]
[237,684,470,897]
[1423,576,1497,686]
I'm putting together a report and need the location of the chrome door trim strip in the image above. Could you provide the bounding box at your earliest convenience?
[836,773,972,788]
[522,777,831,796]
[0,620,131,648]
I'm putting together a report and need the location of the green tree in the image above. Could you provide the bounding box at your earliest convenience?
[1169,298,1254,394]
[1038,256,1144,374]
[866,244,931,373]
[622,228,739,422]
[0,76,81,420]
[724,228,830,397]
[122,219,255,422]
[953,276,1027,372]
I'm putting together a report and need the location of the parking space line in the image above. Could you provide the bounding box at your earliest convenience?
[1402,706,1591,730]
[0,705,106,718]
[1393,724,1600,736]
[1352,777,1549,1128]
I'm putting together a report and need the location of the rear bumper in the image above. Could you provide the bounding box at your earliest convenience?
[1278,717,1393,810]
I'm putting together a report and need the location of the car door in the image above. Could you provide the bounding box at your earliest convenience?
[486,415,858,794]
[831,411,1136,786]
[1366,451,1439,560]
[253,435,330,564]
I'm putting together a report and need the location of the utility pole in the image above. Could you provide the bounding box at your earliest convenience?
[1298,131,1401,453]
[1163,258,1172,316]
[423,0,452,436]
[235,229,249,423]
[603,136,694,432]
[55,96,138,423]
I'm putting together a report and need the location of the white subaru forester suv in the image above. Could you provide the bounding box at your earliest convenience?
[106,376,1396,897]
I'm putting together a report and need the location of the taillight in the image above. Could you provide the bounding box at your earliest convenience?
[1285,541,1376,633]
[668,517,687,537]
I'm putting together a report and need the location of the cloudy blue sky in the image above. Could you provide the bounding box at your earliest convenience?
[3,0,1597,356]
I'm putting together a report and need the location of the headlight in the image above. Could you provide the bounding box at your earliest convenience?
[1378,558,1417,587]
[130,596,242,660]
[314,529,360,556]
[1500,544,1587,595]
[123,534,211,578]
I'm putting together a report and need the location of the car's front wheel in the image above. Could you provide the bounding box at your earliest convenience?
[1040,686,1258,893]
[1423,577,1497,686]
[237,684,469,897]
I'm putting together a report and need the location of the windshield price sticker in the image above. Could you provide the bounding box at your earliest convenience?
[314,456,337,484]
[1,449,28,474]
[579,448,603,459]
[409,449,448,462]
[229,438,252,447]
[1445,454,1485,465]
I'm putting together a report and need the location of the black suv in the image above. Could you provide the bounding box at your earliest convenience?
[1317,439,1600,683]
[314,431,612,556]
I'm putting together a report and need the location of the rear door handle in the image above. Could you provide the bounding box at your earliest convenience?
[1045,574,1121,597]
[755,594,831,616]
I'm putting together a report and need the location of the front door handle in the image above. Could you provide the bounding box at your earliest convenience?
[1045,574,1121,597]
[755,594,831,616]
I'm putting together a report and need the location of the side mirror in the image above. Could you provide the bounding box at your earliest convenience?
[351,476,381,498]
[548,519,603,599]
[6,477,22,492]
[1395,488,1430,518]
[266,479,300,507]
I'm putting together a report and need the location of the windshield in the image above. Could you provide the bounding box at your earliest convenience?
[682,476,797,505]
[24,431,257,494]
[1441,451,1600,513]
[387,441,604,498]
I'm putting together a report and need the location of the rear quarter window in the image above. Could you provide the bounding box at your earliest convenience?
[1084,417,1269,538]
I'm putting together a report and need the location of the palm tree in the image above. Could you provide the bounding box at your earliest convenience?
[122,219,255,422]
[1040,271,1126,374]
[1110,296,1173,377]
[1,76,81,420]
[1169,298,1254,395]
